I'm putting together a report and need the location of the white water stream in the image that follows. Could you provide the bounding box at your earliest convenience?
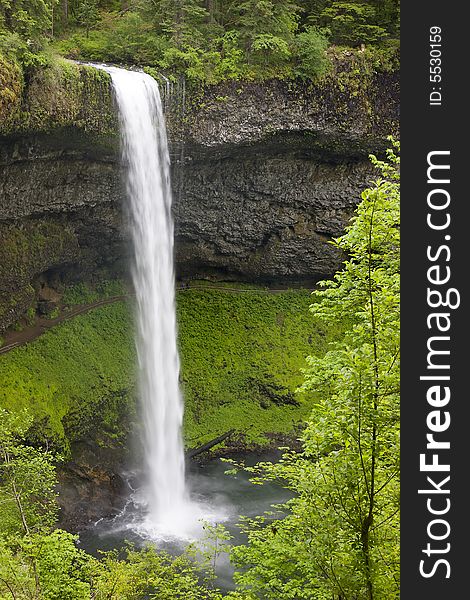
[100,65,201,537]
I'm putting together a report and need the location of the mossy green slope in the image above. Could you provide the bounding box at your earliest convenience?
[177,288,331,447]
[0,302,134,455]
[0,285,337,453]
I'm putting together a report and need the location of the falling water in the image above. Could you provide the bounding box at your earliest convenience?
[100,66,190,535]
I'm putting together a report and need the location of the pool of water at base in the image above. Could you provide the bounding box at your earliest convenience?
[77,451,292,591]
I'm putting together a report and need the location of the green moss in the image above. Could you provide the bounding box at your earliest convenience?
[0,222,78,280]
[177,288,337,448]
[0,57,117,136]
[0,52,23,126]
[0,285,341,455]
[0,302,134,455]
[0,221,80,331]
[26,307,36,326]
[61,280,127,307]
[46,307,60,319]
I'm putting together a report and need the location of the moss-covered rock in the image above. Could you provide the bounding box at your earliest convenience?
[168,49,399,149]
[177,286,338,447]
[0,300,134,454]
[0,284,336,450]
[0,220,81,329]
[0,56,398,332]
[0,58,117,137]
[0,54,23,127]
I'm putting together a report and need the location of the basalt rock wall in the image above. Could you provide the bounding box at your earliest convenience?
[0,59,399,331]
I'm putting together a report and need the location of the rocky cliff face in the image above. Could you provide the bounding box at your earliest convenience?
[173,142,373,282]
[0,60,399,331]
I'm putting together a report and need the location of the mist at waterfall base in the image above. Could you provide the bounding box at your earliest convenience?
[79,451,292,591]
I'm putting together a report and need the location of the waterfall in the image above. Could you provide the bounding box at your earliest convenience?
[100,66,189,534]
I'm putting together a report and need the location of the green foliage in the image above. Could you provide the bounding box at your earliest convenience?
[0,286,337,454]
[8,530,92,599]
[177,287,340,447]
[0,302,134,453]
[61,279,126,306]
[50,0,398,82]
[226,0,299,73]
[0,529,226,599]
[140,0,209,49]
[75,0,99,37]
[0,414,221,598]
[0,411,91,598]
[0,0,55,40]
[0,0,56,67]
[46,307,60,319]
[90,546,224,599]
[194,522,234,590]
[2,0,399,82]
[320,1,388,46]
[0,411,222,598]
[362,37,400,72]
[26,307,36,326]
[0,51,23,122]
[54,10,168,64]
[212,31,245,80]
[0,409,58,536]
[230,144,400,599]
[293,26,329,80]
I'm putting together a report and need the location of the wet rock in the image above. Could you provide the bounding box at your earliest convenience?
[57,441,128,532]
[0,71,399,330]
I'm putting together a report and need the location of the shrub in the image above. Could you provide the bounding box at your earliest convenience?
[293,26,330,80]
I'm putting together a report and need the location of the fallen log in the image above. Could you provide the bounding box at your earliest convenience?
[186,429,235,459]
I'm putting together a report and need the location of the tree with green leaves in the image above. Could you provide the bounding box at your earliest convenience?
[140,0,209,49]
[90,545,224,599]
[0,530,92,599]
[0,0,58,65]
[297,0,399,37]
[0,408,224,599]
[0,0,56,42]
[0,409,58,537]
[293,25,329,80]
[370,0,399,36]
[0,409,89,598]
[230,142,400,599]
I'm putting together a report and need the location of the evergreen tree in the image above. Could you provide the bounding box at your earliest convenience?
[141,0,209,49]
[296,0,399,37]
[296,0,330,26]
[294,25,329,80]
[75,0,99,37]
[228,0,301,64]
[372,0,399,35]
[320,1,387,45]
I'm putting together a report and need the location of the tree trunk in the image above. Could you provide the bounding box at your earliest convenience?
[63,0,68,27]
[186,429,235,459]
